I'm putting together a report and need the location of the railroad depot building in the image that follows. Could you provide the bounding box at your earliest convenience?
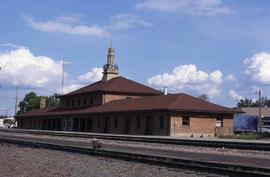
[16,47,235,137]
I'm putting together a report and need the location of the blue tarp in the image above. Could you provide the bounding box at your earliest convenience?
[233,115,258,132]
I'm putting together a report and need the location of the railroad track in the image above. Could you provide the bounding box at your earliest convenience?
[0,133,270,177]
[0,128,270,151]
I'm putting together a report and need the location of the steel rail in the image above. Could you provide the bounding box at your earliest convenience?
[1,128,270,151]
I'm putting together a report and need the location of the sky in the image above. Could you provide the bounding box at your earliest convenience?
[1,0,270,116]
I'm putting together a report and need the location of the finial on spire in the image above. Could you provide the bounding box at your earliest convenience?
[110,34,112,48]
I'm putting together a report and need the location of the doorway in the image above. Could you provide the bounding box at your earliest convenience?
[104,117,109,133]
[124,117,131,134]
[145,116,153,135]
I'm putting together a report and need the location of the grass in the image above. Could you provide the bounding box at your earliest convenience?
[219,132,270,140]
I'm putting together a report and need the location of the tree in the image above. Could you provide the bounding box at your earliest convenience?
[46,93,61,107]
[237,98,253,108]
[17,92,60,115]
[237,97,270,108]
[18,92,40,114]
[197,94,209,101]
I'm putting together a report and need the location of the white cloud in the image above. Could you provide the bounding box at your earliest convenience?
[229,90,244,101]
[0,46,62,88]
[136,0,232,16]
[59,67,103,94]
[23,13,153,36]
[224,74,236,82]
[23,15,108,36]
[244,52,270,85]
[0,43,27,49]
[78,67,103,83]
[61,84,84,94]
[148,64,230,97]
[210,70,223,85]
[108,13,153,30]
[55,68,103,94]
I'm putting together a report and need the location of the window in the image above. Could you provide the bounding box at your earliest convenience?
[66,100,70,107]
[71,99,75,106]
[83,97,87,105]
[160,116,164,129]
[114,117,118,128]
[136,116,140,129]
[182,116,190,127]
[126,96,132,99]
[216,118,223,127]
[90,97,93,105]
[77,99,81,106]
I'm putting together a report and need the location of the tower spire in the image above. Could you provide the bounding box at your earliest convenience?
[102,46,119,81]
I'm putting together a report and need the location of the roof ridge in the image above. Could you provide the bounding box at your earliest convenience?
[104,76,120,90]
[167,93,183,109]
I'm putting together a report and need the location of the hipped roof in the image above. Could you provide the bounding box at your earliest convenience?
[241,107,270,117]
[65,76,162,96]
[17,93,235,118]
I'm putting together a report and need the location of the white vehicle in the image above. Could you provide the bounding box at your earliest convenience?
[0,119,4,128]
[261,128,270,133]
[0,117,15,128]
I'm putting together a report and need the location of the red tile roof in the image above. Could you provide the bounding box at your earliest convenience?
[65,76,162,96]
[17,93,235,117]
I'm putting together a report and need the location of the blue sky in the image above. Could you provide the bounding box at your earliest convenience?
[1,0,270,115]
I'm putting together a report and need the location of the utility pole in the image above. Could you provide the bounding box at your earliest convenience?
[61,59,65,95]
[15,86,19,116]
[0,66,1,88]
[235,97,239,113]
[257,89,262,133]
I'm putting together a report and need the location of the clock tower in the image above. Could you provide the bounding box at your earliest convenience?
[102,47,119,81]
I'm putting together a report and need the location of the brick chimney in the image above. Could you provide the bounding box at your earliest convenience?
[40,98,46,109]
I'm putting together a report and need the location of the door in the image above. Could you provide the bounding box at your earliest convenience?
[145,116,153,135]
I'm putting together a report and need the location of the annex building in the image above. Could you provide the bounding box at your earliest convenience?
[16,47,235,137]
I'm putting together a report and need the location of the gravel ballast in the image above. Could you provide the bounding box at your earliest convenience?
[0,143,229,177]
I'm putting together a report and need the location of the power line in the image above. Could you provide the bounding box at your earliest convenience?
[0,106,14,112]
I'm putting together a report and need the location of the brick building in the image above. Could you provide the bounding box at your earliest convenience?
[16,47,235,137]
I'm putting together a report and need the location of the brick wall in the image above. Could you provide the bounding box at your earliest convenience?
[103,93,144,104]
[170,113,233,137]
[60,93,103,108]
[17,111,233,137]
